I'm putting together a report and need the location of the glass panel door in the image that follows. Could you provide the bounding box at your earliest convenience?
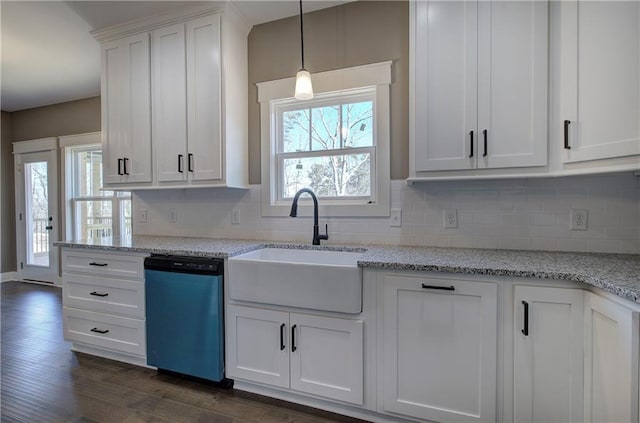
[15,149,59,284]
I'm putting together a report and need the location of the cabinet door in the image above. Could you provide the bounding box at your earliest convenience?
[153,23,188,183]
[584,292,639,423]
[101,38,127,184]
[513,286,584,423]
[290,313,364,405]
[477,1,548,169]
[186,14,222,181]
[381,274,497,422]
[560,1,640,163]
[226,305,289,388]
[413,0,477,171]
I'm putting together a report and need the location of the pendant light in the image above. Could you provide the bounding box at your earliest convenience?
[294,0,314,100]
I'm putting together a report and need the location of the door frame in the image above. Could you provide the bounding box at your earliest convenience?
[14,138,59,284]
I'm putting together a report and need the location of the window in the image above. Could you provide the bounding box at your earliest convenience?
[259,62,391,217]
[62,135,131,241]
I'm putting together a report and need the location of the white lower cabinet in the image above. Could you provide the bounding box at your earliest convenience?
[584,292,639,423]
[226,304,364,405]
[380,273,498,423]
[513,285,584,423]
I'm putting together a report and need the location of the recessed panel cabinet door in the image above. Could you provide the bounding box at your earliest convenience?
[381,274,497,423]
[289,313,364,405]
[413,0,477,171]
[226,305,289,388]
[584,292,639,423]
[513,286,584,423]
[477,1,548,169]
[186,14,222,181]
[561,1,640,162]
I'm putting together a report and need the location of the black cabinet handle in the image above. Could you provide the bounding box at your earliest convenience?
[117,158,123,175]
[521,301,529,336]
[90,327,109,334]
[188,153,194,172]
[291,325,297,352]
[483,129,488,157]
[90,291,109,297]
[564,120,571,150]
[421,284,455,291]
[123,157,129,175]
[469,131,474,158]
[178,154,184,173]
[89,262,108,267]
[45,225,53,231]
[280,323,286,351]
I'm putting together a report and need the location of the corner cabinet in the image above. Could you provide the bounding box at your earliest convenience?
[226,304,364,405]
[93,5,249,190]
[411,0,548,176]
[380,273,498,422]
[559,1,640,165]
[101,33,152,185]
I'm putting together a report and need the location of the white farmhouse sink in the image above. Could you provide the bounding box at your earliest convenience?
[228,248,364,314]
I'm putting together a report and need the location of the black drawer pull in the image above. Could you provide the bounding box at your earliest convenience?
[280,323,286,351]
[117,158,123,175]
[188,153,194,172]
[89,291,109,297]
[178,154,184,173]
[89,262,108,267]
[522,301,529,336]
[421,284,455,291]
[123,157,129,175]
[90,328,109,334]
[564,120,571,150]
[483,129,488,157]
[469,131,474,158]
[291,324,297,352]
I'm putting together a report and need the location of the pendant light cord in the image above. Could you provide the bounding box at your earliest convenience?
[299,0,305,70]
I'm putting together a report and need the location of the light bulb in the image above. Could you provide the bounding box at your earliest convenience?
[294,69,314,100]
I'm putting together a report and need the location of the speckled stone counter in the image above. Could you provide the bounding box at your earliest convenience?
[55,235,640,304]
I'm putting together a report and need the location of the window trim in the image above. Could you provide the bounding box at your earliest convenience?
[258,61,392,217]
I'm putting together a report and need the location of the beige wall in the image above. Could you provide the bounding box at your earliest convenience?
[247,1,408,183]
[11,96,101,142]
[1,111,16,272]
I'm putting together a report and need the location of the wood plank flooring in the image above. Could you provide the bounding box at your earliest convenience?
[1,281,368,423]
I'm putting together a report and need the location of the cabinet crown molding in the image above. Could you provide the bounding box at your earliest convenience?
[91,2,249,43]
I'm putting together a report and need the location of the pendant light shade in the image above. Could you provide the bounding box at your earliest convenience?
[295,0,313,100]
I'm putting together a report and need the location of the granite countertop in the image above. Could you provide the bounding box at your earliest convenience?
[55,235,640,304]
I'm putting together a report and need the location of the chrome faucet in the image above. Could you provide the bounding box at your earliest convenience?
[289,188,329,245]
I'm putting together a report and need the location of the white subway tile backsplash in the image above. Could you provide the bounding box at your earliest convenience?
[133,172,640,254]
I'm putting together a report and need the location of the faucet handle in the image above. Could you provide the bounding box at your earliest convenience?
[320,224,329,241]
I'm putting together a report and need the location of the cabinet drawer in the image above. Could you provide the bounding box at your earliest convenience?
[63,307,146,357]
[62,249,146,280]
[62,273,145,318]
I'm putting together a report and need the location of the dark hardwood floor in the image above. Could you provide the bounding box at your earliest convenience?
[1,281,368,423]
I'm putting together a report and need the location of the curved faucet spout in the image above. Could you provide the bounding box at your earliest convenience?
[289,188,329,245]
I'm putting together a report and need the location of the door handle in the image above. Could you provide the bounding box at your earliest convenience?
[421,284,455,291]
[117,158,123,175]
[469,131,474,158]
[483,129,488,157]
[188,153,194,172]
[89,262,108,267]
[291,324,297,352]
[564,120,571,150]
[521,301,529,336]
[90,291,109,297]
[178,154,184,173]
[45,226,53,231]
[280,323,286,351]
[90,327,109,334]
[123,157,129,175]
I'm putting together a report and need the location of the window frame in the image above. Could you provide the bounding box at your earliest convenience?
[60,133,131,241]
[258,61,392,217]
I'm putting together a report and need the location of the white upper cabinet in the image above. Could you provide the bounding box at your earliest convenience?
[101,33,152,185]
[560,1,640,164]
[412,1,548,175]
[94,5,249,189]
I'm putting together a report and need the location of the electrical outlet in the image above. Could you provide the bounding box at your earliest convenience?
[136,209,147,223]
[443,209,458,228]
[390,208,402,227]
[168,208,178,223]
[570,208,588,231]
[231,208,241,225]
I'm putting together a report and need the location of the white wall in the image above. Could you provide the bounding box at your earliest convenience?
[133,173,640,254]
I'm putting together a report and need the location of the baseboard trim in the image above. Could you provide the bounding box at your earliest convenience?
[1,272,18,282]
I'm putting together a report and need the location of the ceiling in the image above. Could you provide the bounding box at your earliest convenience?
[0,0,350,113]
